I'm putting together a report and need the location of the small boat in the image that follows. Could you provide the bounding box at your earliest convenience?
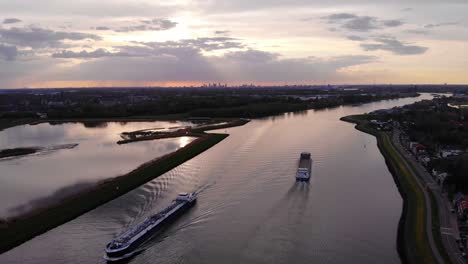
[104,192,197,262]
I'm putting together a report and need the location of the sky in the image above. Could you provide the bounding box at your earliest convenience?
[0,0,467,88]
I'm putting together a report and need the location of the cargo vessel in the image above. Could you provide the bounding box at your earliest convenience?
[296,152,312,181]
[104,192,197,262]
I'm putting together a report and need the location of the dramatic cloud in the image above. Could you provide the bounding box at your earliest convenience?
[52,49,132,59]
[215,30,231,35]
[114,18,177,32]
[1,1,468,87]
[424,22,459,29]
[347,35,366,41]
[322,13,404,32]
[224,49,279,62]
[95,26,111,30]
[327,13,357,20]
[3,18,22,24]
[342,16,379,32]
[0,26,101,48]
[382,20,404,27]
[405,29,430,35]
[0,44,17,61]
[141,37,245,52]
[52,37,246,61]
[360,37,428,55]
[46,48,376,84]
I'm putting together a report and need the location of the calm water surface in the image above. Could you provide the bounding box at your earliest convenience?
[0,121,194,216]
[0,94,435,264]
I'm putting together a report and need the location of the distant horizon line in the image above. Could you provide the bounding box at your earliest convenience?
[1,84,468,90]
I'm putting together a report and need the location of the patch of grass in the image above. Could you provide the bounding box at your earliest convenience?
[381,133,435,264]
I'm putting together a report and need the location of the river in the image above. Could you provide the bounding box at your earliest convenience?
[0,94,435,264]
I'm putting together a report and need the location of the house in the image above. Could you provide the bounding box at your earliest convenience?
[440,149,463,158]
[409,142,426,156]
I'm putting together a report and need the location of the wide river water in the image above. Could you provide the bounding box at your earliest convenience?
[0,94,434,264]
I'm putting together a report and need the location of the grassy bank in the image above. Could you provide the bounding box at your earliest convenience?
[341,115,438,264]
[0,132,228,254]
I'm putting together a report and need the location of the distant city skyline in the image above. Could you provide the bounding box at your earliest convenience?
[0,0,467,88]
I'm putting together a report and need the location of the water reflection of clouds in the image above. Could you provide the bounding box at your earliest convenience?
[0,121,195,217]
[179,137,191,148]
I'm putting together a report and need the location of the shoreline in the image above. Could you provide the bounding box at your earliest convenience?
[0,93,418,132]
[0,119,249,254]
[341,115,442,264]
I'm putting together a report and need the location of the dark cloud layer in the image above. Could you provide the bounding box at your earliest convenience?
[49,48,376,84]
[95,26,111,30]
[116,19,177,32]
[424,22,458,29]
[405,29,429,35]
[3,18,22,24]
[94,18,177,32]
[215,30,231,35]
[322,13,404,32]
[360,37,428,55]
[51,37,246,60]
[141,37,245,52]
[382,20,403,27]
[0,26,101,48]
[47,33,376,84]
[52,48,132,59]
[347,35,366,41]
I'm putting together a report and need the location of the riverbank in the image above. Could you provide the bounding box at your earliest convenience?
[341,115,443,264]
[0,118,246,253]
[0,92,418,132]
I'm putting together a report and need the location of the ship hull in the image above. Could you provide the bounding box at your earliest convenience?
[105,199,196,261]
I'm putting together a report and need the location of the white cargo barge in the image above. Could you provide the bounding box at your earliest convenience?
[296,152,312,181]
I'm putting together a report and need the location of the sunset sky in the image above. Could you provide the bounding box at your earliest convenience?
[0,0,467,88]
